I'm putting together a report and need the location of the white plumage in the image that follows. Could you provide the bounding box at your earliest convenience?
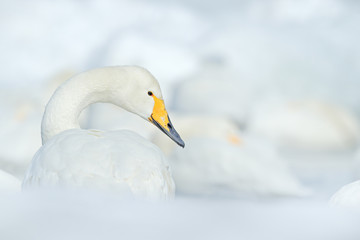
[152,115,310,197]
[329,180,360,208]
[22,66,184,200]
[23,129,174,199]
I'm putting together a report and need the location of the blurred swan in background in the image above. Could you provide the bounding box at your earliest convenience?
[246,99,360,195]
[0,70,77,178]
[23,66,185,200]
[152,114,241,155]
[172,59,259,125]
[329,149,360,208]
[0,88,42,178]
[247,99,360,151]
[329,180,360,208]
[152,115,310,197]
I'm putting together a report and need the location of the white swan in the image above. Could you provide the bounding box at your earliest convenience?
[152,115,310,197]
[329,180,360,208]
[22,66,184,200]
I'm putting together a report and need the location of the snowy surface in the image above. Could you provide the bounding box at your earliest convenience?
[1,0,360,239]
[0,191,359,240]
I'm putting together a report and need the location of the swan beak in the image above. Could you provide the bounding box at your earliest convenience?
[149,96,185,148]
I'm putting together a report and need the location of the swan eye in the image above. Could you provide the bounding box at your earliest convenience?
[148,91,153,96]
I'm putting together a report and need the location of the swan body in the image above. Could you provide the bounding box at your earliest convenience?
[329,180,360,208]
[23,129,174,199]
[152,115,309,197]
[23,66,184,200]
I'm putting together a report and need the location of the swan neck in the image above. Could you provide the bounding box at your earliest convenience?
[41,69,125,144]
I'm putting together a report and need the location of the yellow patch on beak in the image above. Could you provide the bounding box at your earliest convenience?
[227,134,242,145]
[148,95,170,131]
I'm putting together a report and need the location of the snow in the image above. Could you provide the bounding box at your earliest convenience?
[0,191,359,240]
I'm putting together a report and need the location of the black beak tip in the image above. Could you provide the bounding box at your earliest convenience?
[170,127,185,148]
[178,139,185,148]
[150,115,185,148]
[169,129,185,148]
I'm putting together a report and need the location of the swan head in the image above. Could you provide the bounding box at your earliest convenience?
[112,66,185,148]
